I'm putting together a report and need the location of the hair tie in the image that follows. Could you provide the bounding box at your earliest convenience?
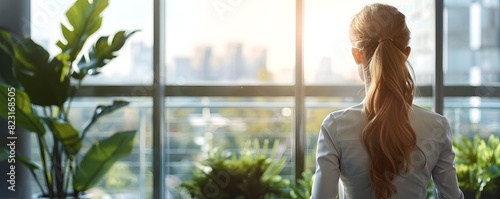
[378,37,393,43]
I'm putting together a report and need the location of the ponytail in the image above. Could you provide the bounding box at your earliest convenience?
[363,37,416,199]
[350,4,417,199]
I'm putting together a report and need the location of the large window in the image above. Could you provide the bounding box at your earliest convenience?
[23,0,500,198]
[30,0,154,198]
[304,0,435,85]
[165,0,295,85]
[165,97,294,197]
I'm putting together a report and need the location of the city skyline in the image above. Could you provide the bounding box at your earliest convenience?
[31,0,493,86]
[29,0,368,85]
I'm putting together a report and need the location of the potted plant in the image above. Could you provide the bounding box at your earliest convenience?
[0,0,138,198]
[453,134,500,199]
[179,139,290,199]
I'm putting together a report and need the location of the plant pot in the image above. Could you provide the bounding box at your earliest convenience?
[32,193,92,199]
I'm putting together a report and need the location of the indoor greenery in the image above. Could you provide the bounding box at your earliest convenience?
[179,139,289,199]
[289,170,313,199]
[453,134,500,199]
[0,0,137,198]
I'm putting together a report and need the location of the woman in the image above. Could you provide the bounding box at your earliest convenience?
[311,3,463,199]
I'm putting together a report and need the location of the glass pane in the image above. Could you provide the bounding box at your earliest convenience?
[31,0,153,85]
[165,97,294,198]
[304,0,435,85]
[29,97,153,198]
[444,97,500,138]
[165,1,295,85]
[444,0,500,85]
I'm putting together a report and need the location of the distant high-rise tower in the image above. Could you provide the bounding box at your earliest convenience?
[193,46,213,81]
[225,43,245,81]
[314,57,335,84]
[131,41,153,83]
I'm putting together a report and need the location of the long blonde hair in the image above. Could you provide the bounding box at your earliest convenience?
[350,4,416,199]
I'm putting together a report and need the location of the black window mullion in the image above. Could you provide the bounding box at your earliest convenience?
[294,0,306,182]
[435,0,445,114]
[153,0,166,198]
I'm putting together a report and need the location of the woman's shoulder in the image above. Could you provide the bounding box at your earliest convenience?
[323,103,364,120]
[411,104,448,124]
[410,105,451,140]
[321,103,366,131]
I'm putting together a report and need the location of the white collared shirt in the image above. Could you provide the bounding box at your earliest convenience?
[311,104,464,199]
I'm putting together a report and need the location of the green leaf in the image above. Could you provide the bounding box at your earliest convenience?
[12,37,70,106]
[82,100,130,135]
[0,84,45,133]
[49,119,82,155]
[300,170,314,197]
[73,30,138,79]
[58,0,109,62]
[93,100,130,120]
[0,29,21,88]
[453,135,480,165]
[487,135,500,165]
[74,130,136,192]
[16,154,41,170]
[0,30,13,56]
[477,139,490,166]
[484,164,500,180]
[12,36,50,71]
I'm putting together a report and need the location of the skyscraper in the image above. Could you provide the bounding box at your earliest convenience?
[193,46,214,81]
[225,42,245,81]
